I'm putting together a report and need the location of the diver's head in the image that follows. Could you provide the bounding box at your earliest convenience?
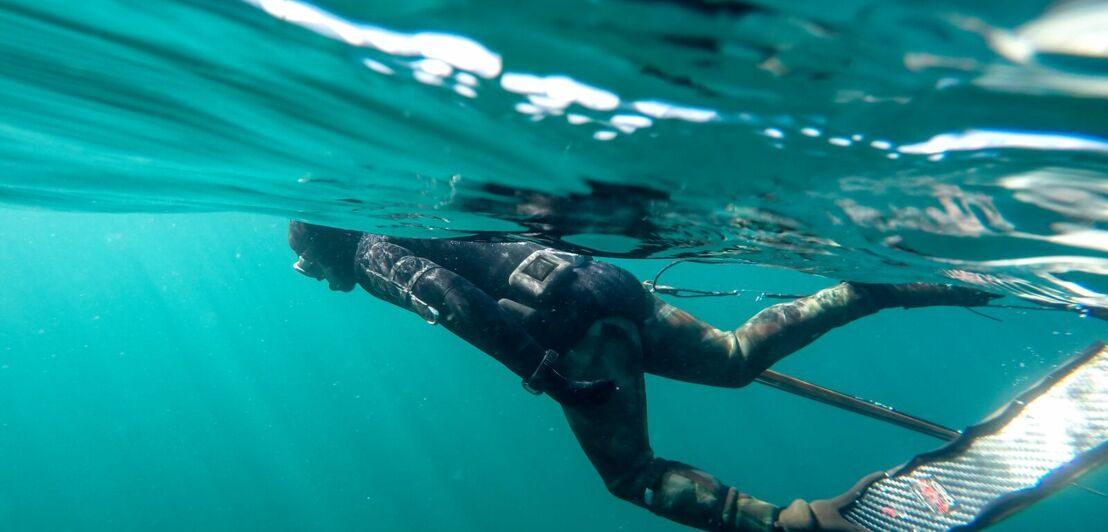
[288,221,360,292]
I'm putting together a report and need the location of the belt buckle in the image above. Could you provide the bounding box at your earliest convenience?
[509,250,582,301]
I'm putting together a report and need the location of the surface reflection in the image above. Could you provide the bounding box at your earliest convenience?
[247,0,503,77]
[244,0,724,141]
[1,0,1104,312]
[900,130,1108,155]
[239,0,1108,312]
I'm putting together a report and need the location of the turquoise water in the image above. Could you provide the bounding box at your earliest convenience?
[2,210,1104,530]
[1,1,1106,530]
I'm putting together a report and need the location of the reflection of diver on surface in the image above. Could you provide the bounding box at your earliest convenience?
[460,180,824,260]
[289,221,1001,532]
[462,180,671,257]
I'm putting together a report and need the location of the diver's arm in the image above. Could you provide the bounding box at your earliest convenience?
[355,239,610,405]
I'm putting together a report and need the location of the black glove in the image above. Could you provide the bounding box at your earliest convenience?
[521,347,615,408]
[545,370,616,408]
[500,298,615,408]
[776,472,885,532]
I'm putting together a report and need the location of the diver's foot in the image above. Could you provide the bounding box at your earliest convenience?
[850,282,1002,309]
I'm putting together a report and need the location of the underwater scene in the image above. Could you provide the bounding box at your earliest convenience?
[1,1,1106,531]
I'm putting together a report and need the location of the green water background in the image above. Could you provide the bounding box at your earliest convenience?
[1,209,1104,531]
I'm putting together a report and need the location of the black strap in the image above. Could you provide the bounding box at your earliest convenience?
[521,349,560,395]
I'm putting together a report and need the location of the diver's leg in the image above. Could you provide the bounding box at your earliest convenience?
[640,282,998,387]
[559,319,778,532]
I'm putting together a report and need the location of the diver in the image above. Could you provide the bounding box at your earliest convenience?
[288,221,1000,532]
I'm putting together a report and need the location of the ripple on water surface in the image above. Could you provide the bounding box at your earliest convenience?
[0,0,1105,310]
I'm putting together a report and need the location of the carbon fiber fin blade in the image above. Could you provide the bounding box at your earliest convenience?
[844,341,1108,531]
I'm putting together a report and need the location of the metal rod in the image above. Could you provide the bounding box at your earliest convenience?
[755,370,961,441]
[756,369,1108,499]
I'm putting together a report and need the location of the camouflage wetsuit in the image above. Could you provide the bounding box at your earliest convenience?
[344,233,972,532]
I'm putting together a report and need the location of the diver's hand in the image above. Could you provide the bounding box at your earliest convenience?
[520,347,615,408]
[776,472,884,532]
[545,370,615,408]
[498,298,616,407]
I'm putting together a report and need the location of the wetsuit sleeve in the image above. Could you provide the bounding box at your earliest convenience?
[355,237,549,381]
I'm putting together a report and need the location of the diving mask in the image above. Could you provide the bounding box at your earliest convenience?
[293,256,326,280]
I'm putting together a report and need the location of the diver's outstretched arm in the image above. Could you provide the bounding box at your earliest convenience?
[639,282,998,387]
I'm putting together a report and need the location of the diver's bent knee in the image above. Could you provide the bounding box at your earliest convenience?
[722,336,762,388]
[687,358,757,388]
[604,470,650,504]
[604,476,640,502]
[601,458,672,507]
[721,365,759,388]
